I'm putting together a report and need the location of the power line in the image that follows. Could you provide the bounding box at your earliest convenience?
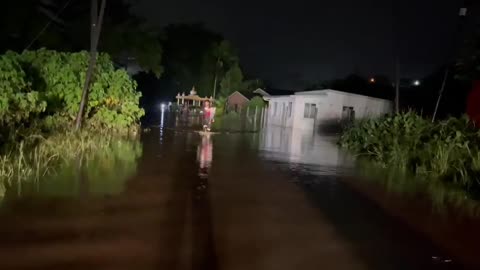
[24,0,74,51]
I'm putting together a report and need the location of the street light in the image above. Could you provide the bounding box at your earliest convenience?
[413,80,421,86]
[369,77,376,83]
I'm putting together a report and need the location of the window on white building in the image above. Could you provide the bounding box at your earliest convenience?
[288,102,292,118]
[304,103,316,119]
[342,106,355,121]
[273,102,278,116]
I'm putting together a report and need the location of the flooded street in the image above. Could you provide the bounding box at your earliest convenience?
[0,113,472,269]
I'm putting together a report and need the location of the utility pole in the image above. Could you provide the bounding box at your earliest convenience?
[392,0,400,114]
[432,3,468,122]
[212,61,218,99]
[75,0,107,130]
[212,57,222,99]
[395,58,400,114]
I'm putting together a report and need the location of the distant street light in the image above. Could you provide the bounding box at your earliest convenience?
[369,78,376,83]
[413,80,421,86]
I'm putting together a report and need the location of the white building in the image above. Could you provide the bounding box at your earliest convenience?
[265,89,392,130]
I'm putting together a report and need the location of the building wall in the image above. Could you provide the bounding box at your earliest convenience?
[266,96,295,127]
[226,92,249,112]
[322,90,392,120]
[266,90,393,130]
[290,95,327,130]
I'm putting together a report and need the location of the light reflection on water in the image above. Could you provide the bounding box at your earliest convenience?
[258,126,354,176]
[197,133,213,178]
[0,121,474,269]
[258,126,480,218]
[257,127,469,269]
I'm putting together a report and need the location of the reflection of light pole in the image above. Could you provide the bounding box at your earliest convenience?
[432,4,468,122]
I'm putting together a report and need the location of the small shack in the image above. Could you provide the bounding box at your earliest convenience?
[225,88,294,112]
[226,91,256,112]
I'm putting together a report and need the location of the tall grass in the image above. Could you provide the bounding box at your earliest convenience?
[339,112,480,197]
[0,131,138,198]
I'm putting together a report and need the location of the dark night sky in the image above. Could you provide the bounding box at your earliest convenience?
[130,0,466,89]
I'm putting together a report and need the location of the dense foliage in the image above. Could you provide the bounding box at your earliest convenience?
[0,52,46,127]
[219,64,244,97]
[0,49,144,141]
[247,96,266,109]
[159,24,261,99]
[339,112,480,196]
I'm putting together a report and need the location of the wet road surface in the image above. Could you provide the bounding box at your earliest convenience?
[0,122,469,269]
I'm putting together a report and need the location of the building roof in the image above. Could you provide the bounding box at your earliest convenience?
[227,91,250,101]
[253,88,270,96]
[243,91,260,100]
[253,88,295,96]
[294,89,392,101]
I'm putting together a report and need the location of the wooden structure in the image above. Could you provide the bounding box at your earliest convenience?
[176,87,214,107]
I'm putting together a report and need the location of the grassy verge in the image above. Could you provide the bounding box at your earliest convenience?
[339,112,480,199]
[0,130,141,198]
[355,160,480,217]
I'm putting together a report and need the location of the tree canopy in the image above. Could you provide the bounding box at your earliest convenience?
[1,0,164,77]
[219,64,244,97]
[158,23,259,99]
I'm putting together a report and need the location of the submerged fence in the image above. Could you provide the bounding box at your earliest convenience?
[212,106,268,132]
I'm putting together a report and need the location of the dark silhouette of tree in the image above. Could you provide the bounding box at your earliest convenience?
[1,0,164,77]
[158,24,258,98]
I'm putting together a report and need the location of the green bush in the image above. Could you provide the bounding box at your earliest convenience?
[0,49,144,136]
[0,49,145,195]
[0,52,46,127]
[247,96,266,109]
[339,112,480,194]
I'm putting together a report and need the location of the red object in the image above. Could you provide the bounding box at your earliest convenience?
[467,80,480,126]
[204,107,212,120]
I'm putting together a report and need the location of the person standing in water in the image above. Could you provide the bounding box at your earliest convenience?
[202,100,215,132]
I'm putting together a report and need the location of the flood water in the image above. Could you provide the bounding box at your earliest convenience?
[0,112,474,269]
